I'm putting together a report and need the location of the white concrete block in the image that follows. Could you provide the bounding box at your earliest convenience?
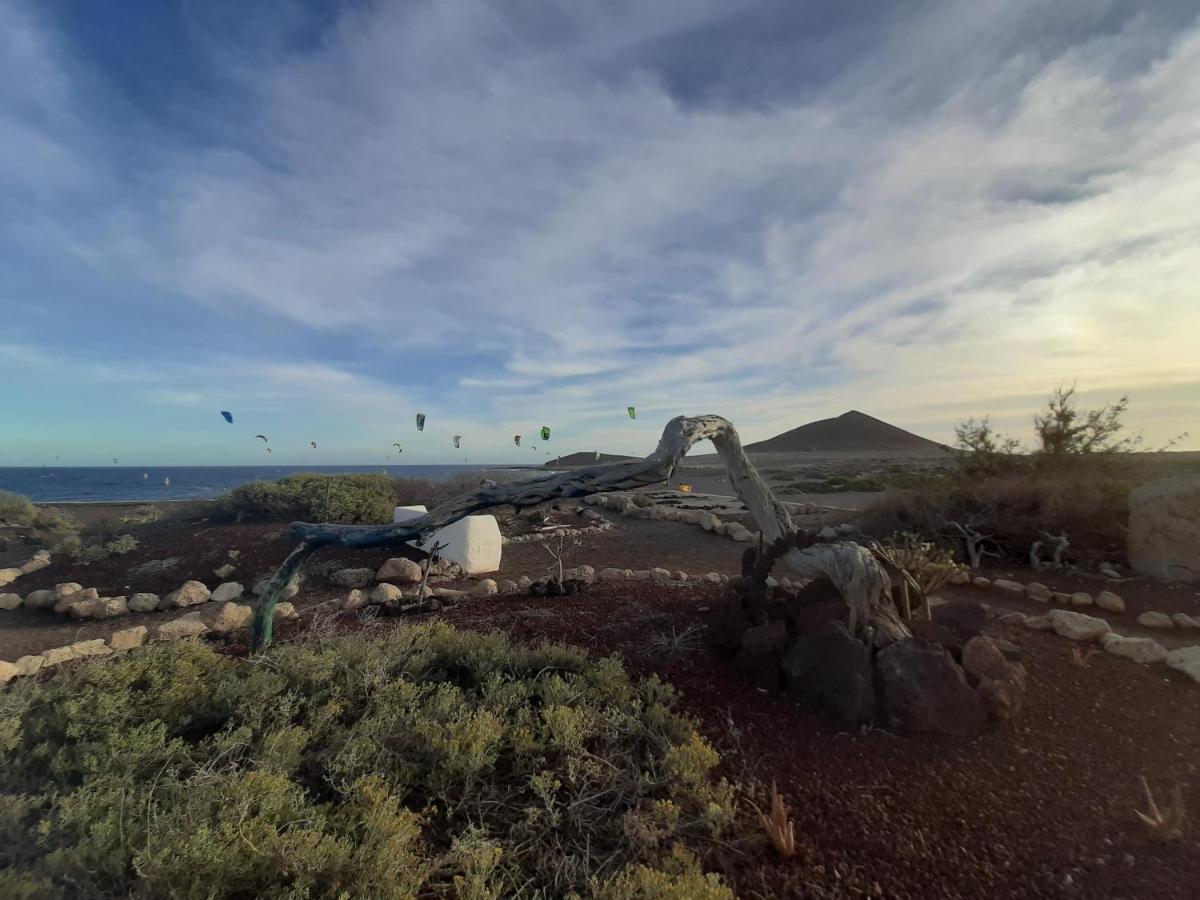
[395,505,502,574]
[417,516,502,575]
[393,505,429,523]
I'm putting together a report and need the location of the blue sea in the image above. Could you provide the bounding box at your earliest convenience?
[0,465,535,504]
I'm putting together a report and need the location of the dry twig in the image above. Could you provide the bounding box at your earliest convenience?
[751,782,796,858]
[1135,777,1186,841]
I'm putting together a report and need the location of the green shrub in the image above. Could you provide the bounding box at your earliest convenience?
[0,492,80,552]
[0,490,36,524]
[224,473,396,523]
[859,472,1132,565]
[0,624,733,898]
[391,473,493,509]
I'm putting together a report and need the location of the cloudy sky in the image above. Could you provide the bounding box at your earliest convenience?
[2,0,1197,465]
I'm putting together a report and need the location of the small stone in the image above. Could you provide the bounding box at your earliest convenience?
[14,655,44,676]
[949,570,970,585]
[1053,592,1072,604]
[993,579,1025,594]
[997,611,1027,625]
[498,580,519,594]
[154,618,210,642]
[375,557,423,583]
[210,582,244,604]
[0,567,22,587]
[69,596,128,619]
[1165,646,1200,683]
[343,589,369,610]
[22,588,56,609]
[1095,591,1125,613]
[962,635,1009,682]
[162,581,211,609]
[672,570,688,582]
[213,563,237,579]
[432,587,465,600]
[650,568,672,583]
[127,592,161,612]
[205,602,254,634]
[1136,611,1174,629]
[0,593,21,610]
[972,577,992,588]
[1023,615,1054,631]
[1070,592,1094,607]
[705,572,723,584]
[55,587,100,614]
[109,626,149,651]
[1101,633,1168,665]
[371,583,404,605]
[1099,564,1121,579]
[1025,582,1053,602]
[1172,612,1200,630]
[69,639,111,658]
[1049,609,1111,642]
[274,602,299,621]
[54,582,83,599]
[41,646,76,666]
[516,575,534,590]
[330,567,375,589]
[407,585,434,600]
[471,579,499,597]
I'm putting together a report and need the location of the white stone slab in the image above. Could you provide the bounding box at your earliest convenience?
[394,505,502,574]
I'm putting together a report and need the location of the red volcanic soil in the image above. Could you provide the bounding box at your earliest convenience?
[4,509,1199,898]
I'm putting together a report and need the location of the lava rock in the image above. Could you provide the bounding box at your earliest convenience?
[877,639,987,736]
[781,622,876,724]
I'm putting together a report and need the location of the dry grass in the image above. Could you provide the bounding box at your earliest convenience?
[751,783,796,858]
[1135,777,1187,841]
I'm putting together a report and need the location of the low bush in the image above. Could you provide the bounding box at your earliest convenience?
[0,623,733,898]
[224,473,396,523]
[859,472,1132,566]
[0,491,81,552]
[391,472,490,509]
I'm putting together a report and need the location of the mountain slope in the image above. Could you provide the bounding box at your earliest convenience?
[544,452,638,467]
[744,410,946,453]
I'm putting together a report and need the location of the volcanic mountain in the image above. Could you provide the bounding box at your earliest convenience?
[744,410,947,454]
[544,452,638,468]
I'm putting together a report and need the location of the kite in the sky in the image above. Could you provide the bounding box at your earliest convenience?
[415,413,426,431]
[453,435,462,449]
[255,434,269,443]
[513,435,521,446]
[393,443,403,453]
[627,406,636,420]
[112,458,118,464]
[310,441,317,449]
[221,411,233,424]
[265,447,272,454]
[540,426,551,441]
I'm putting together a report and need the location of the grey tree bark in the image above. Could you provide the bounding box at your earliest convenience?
[252,415,909,648]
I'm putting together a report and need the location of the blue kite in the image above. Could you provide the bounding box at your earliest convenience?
[220,411,233,423]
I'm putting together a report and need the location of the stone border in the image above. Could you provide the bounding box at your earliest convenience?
[0,550,52,589]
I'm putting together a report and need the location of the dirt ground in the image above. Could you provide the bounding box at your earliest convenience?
[3,504,1199,897]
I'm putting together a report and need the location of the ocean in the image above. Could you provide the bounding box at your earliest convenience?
[0,465,536,504]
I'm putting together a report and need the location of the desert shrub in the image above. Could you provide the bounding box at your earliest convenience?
[117,505,161,527]
[0,623,733,898]
[786,476,885,494]
[859,472,1132,566]
[390,472,492,509]
[0,492,80,552]
[224,473,395,523]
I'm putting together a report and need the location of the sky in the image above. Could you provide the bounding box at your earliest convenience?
[2,0,1197,466]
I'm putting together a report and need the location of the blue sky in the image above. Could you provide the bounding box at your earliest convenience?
[2,0,1197,465]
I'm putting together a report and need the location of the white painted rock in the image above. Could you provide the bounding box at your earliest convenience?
[1101,633,1168,664]
[1136,611,1174,629]
[1049,609,1111,642]
[210,582,244,604]
[1165,646,1200,683]
[1095,590,1125,613]
[23,589,56,609]
[471,579,499,597]
[154,618,210,642]
[127,592,161,612]
[1070,592,1093,607]
[371,583,404,604]
[205,602,254,635]
[163,581,211,609]
[109,626,149,651]
[376,557,423,583]
[1173,612,1200,630]
[393,504,429,523]
[993,579,1025,594]
[414,515,502,575]
[1127,476,1200,584]
[1025,582,1052,602]
[0,593,21,610]
[14,655,44,676]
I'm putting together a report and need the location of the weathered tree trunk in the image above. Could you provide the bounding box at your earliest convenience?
[252,415,909,649]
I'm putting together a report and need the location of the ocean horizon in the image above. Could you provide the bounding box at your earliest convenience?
[0,465,545,504]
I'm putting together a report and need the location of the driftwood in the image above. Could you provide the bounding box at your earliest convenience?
[252,415,909,649]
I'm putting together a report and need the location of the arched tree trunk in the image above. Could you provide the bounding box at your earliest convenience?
[252,415,909,649]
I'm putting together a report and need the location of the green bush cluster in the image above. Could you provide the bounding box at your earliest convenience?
[224,473,397,523]
[0,623,733,898]
[0,491,81,553]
